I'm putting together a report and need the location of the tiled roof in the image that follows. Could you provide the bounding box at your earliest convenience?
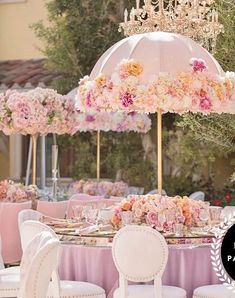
[0,58,63,91]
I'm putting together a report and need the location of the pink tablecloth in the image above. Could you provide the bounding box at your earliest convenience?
[59,244,220,298]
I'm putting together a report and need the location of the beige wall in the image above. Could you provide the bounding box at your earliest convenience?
[0,0,48,60]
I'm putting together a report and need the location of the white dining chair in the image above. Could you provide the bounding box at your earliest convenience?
[20,220,58,251]
[193,284,235,298]
[189,191,205,201]
[0,220,59,282]
[147,189,167,196]
[19,221,106,298]
[19,231,61,298]
[0,230,59,298]
[18,209,42,228]
[112,225,186,298]
[221,206,235,219]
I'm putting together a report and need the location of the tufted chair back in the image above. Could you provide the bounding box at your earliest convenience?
[20,220,57,252]
[19,231,60,298]
[112,225,168,298]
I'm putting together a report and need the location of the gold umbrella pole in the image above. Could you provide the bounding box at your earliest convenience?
[32,134,38,185]
[157,109,162,195]
[97,131,100,181]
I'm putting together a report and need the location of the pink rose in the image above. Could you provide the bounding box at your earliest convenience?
[146,211,158,226]
[120,92,135,107]
[200,96,212,111]
[190,58,208,72]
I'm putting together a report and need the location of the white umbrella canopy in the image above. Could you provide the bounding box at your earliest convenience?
[90,31,224,81]
[78,31,235,194]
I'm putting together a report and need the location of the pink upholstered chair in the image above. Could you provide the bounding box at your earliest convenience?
[112,225,186,298]
[37,200,68,219]
[0,201,32,264]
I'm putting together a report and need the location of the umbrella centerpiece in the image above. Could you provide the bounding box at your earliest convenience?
[77,32,235,195]
[70,90,152,181]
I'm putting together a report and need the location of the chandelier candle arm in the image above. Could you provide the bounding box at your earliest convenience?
[32,134,38,186]
[119,0,224,53]
[97,131,101,181]
[157,109,162,196]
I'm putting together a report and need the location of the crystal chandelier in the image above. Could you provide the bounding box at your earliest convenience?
[119,0,224,52]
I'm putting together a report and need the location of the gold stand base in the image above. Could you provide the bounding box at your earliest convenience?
[32,134,38,186]
[97,131,100,181]
[157,109,162,196]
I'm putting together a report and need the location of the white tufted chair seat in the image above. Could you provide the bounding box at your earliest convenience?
[47,280,105,298]
[114,284,186,298]
[0,269,20,296]
[193,285,235,298]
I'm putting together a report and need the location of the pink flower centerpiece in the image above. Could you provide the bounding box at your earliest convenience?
[0,88,77,136]
[74,111,151,133]
[68,180,129,198]
[0,180,39,203]
[111,194,210,232]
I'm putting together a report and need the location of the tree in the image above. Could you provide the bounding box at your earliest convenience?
[33,0,135,93]
[178,0,235,173]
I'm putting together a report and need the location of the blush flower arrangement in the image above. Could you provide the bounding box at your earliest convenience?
[74,111,151,133]
[78,59,235,115]
[0,180,39,203]
[68,180,129,198]
[111,194,210,232]
[0,88,78,136]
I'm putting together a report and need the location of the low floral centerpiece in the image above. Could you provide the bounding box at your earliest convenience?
[111,194,210,232]
[0,180,39,203]
[68,180,129,198]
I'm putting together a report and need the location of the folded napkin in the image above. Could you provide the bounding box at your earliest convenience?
[41,216,83,228]
[79,225,98,235]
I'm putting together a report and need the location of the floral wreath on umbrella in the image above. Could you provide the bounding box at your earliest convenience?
[78,58,235,115]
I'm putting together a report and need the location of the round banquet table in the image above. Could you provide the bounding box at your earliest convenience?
[58,244,220,298]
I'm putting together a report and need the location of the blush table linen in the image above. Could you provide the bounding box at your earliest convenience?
[59,244,220,298]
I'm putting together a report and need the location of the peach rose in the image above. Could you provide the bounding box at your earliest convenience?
[127,61,143,77]
[111,215,121,227]
[95,74,106,87]
[122,202,132,211]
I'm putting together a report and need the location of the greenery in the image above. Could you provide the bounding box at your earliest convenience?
[178,0,235,182]
[33,0,235,197]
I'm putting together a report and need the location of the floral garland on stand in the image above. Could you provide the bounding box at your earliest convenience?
[0,87,78,191]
